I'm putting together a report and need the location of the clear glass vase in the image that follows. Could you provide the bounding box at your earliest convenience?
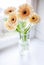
[19,33,30,56]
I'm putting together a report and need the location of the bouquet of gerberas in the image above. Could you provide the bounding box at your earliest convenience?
[4,4,40,55]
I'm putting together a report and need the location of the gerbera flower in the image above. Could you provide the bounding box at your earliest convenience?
[29,13,40,24]
[4,7,16,15]
[5,13,17,31]
[18,4,33,19]
[5,22,15,30]
[8,12,17,25]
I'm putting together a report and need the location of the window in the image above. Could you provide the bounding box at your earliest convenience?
[0,0,32,49]
[0,0,27,9]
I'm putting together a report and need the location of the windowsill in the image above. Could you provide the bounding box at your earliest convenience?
[0,32,19,50]
[1,38,44,65]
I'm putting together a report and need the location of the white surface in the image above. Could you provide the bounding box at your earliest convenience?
[36,0,44,41]
[0,39,44,65]
[0,32,19,49]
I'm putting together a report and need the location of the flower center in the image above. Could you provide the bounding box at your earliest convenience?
[23,10,27,14]
[11,18,16,23]
[9,10,12,12]
[12,18,14,21]
[32,17,35,19]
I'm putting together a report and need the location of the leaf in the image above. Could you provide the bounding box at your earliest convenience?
[16,28,21,33]
[16,24,21,33]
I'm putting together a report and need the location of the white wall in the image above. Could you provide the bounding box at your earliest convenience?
[0,0,26,9]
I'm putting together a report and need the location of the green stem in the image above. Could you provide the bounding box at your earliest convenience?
[20,34,27,41]
[23,34,27,41]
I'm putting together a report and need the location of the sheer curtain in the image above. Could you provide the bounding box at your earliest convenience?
[36,0,44,41]
[31,0,40,38]
[31,0,39,12]
[27,0,38,39]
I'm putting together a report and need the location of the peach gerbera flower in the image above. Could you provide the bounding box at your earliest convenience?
[29,13,40,24]
[4,7,16,15]
[8,12,17,25]
[5,13,17,31]
[5,22,15,30]
[18,4,33,19]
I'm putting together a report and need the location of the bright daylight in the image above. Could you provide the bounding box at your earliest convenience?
[0,0,44,65]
